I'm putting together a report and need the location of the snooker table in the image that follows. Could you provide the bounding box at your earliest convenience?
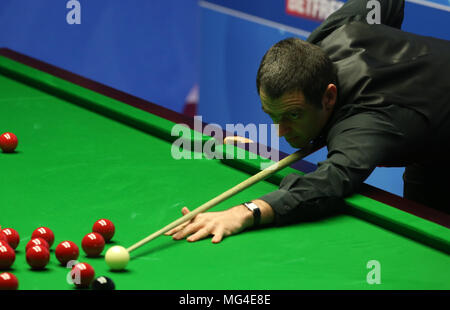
[0,48,449,291]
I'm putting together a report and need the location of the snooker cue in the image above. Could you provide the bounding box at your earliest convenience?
[127,147,312,253]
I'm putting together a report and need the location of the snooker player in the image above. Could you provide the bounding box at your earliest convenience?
[165,0,450,243]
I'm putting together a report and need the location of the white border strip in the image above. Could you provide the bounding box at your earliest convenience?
[406,0,450,12]
[198,0,311,38]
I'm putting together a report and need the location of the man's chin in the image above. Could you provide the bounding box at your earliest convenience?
[287,139,305,149]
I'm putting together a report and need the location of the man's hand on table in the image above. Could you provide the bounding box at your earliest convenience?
[164,199,275,243]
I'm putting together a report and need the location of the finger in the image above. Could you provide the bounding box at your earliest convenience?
[173,222,203,240]
[165,222,189,236]
[187,228,212,242]
[164,207,191,235]
[211,227,224,244]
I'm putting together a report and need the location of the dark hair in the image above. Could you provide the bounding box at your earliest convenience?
[256,37,337,108]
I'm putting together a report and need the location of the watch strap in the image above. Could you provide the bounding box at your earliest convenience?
[243,202,261,227]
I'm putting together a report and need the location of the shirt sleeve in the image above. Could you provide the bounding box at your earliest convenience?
[259,111,406,226]
[307,0,405,44]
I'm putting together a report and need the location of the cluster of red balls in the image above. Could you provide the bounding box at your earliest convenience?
[0,228,21,284]
[0,219,115,290]
[0,231,18,289]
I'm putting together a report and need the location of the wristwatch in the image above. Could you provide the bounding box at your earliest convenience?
[243,202,261,227]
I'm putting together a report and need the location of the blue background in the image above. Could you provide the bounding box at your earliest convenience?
[0,0,449,197]
[0,0,200,113]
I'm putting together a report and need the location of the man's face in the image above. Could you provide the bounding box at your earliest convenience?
[260,89,329,149]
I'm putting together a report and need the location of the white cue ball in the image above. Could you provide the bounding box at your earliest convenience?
[105,246,130,270]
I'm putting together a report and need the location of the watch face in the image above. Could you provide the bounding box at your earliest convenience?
[245,203,257,211]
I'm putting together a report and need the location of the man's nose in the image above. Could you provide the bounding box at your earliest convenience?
[278,123,291,137]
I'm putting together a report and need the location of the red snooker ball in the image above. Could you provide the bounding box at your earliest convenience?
[26,245,50,270]
[1,228,20,250]
[81,233,105,257]
[0,272,18,290]
[0,132,18,153]
[71,262,95,288]
[31,227,54,248]
[0,244,16,270]
[92,219,115,242]
[0,236,11,248]
[55,241,79,266]
[26,238,49,252]
[0,227,6,241]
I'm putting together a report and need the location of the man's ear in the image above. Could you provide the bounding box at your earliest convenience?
[322,84,337,111]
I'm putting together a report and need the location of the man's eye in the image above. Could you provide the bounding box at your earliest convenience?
[289,112,300,120]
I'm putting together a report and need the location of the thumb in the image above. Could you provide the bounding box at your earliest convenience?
[182,207,190,215]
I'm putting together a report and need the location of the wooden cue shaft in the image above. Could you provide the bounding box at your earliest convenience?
[127,148,310,253]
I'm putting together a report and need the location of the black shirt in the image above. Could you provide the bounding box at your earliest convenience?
[259,0,450,225]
